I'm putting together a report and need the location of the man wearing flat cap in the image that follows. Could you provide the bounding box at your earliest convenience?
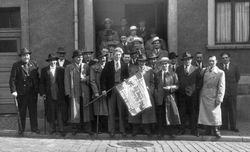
[176,51,199,136]
[40,54,65,136]
[56,47,71,68]
[154,57,181,138]
[64,50,93,135]
[9,48,40,135]
[100,47,129,138]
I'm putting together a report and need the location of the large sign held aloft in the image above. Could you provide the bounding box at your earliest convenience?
[116,73,152,116]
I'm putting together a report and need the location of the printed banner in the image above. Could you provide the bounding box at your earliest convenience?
[116,73,152,116]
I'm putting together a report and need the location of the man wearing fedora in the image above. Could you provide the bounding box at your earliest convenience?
[128,54,157,137]
[169,52,178,72]
[147,53,160,74]
[90,51,109,132]
[9,48,40,135]
[40,54,65,136]
[82,49,98,67]
[56,47,71,68]
[130,36,145,55]
[56,47,71,125]
[100,47,129,137]
[64,50,93,135]
[146,36,168,60]
[176,51,199,136]
[117,17,129,37]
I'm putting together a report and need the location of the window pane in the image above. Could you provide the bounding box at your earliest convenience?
[0,40,17,52]
[216,2,231,43]
[235,2,250,42]
[0,7,21,28]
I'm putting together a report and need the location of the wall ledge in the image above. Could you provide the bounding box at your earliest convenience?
[207,45,250,50]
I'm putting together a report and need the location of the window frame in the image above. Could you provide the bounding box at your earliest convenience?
[215,0,250,45]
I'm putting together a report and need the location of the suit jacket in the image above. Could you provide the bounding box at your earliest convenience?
[154,70,178,106]
[57,59,71,68]
[40,66,65,101]
[100,60,129,94]
[9,60,39,95]
[146,49,169,60]
[218,63,240,97]
[176,64,199,96]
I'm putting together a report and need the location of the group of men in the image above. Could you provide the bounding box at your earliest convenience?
[9,18,240,138]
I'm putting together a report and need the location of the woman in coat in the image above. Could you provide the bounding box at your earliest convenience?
[128,54,157,137]
[154,57,181,137]
[198,56,225,138]
[64,50,93,135]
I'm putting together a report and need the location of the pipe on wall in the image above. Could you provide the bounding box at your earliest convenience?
[74,0,78,50]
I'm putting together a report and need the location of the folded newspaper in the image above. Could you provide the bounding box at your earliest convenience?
[116,73,152,116]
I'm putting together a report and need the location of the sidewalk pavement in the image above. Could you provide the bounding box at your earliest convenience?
[0,115,249,142]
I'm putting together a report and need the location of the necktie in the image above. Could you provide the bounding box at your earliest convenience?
[24,63,29,75]
[115,61,120,71]
[163,71,167,86]
[184,65,188,75]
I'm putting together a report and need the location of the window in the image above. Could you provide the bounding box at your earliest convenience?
[216,0,250,44]
[0,7,21,53]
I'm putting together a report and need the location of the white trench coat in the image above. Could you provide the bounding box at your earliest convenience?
[198,66,225,126]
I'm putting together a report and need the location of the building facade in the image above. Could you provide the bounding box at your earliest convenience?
[0,0,249,116]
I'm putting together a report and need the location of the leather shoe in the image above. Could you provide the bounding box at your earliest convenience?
[231,128,239,132]
[177,129,185,135]
[122,132,127,137]
[191,130,200,137]
[18,130,24,136]
[214,131,221,138]
[59,132,66,137]
[72,130,78,136]
[32,129,40,134]
[109,132,115,138]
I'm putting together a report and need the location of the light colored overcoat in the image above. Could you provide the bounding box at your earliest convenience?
[198,66,225,126]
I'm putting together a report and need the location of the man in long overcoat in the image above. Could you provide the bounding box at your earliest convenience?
[90,51,109,132]
[198,56,225,138]
[218,52,240,132]
[154,57,181,138]
[100,47,129,137]
[128,54,157,137]
[40,54,65,136]
[64,50,93,135]
[9,48,40,135]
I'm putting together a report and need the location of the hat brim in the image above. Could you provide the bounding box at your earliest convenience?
[46,57,59,62]
[56,51,66,54]
[19,52,31,56]
[181,56,193,61]
[152,39,162,44]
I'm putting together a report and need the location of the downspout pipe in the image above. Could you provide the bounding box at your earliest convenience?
[74,0,78,50]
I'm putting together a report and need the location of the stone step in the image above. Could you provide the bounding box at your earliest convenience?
[237,95,250,121]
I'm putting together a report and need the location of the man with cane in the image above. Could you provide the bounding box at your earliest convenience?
[9,48,40,136]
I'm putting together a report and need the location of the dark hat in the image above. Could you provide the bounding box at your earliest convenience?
[96,51,107,59]
[181,51,193,61]
[147,54,158,60]
[137,54,147,62]
[82,48,94,54]
[56,47,66,54]
[46,53,59,62]
[19,48,31,56]
[169,52,178,59]
[107,41,117,47]
[72,50,83,58]
[151,36,162,44]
